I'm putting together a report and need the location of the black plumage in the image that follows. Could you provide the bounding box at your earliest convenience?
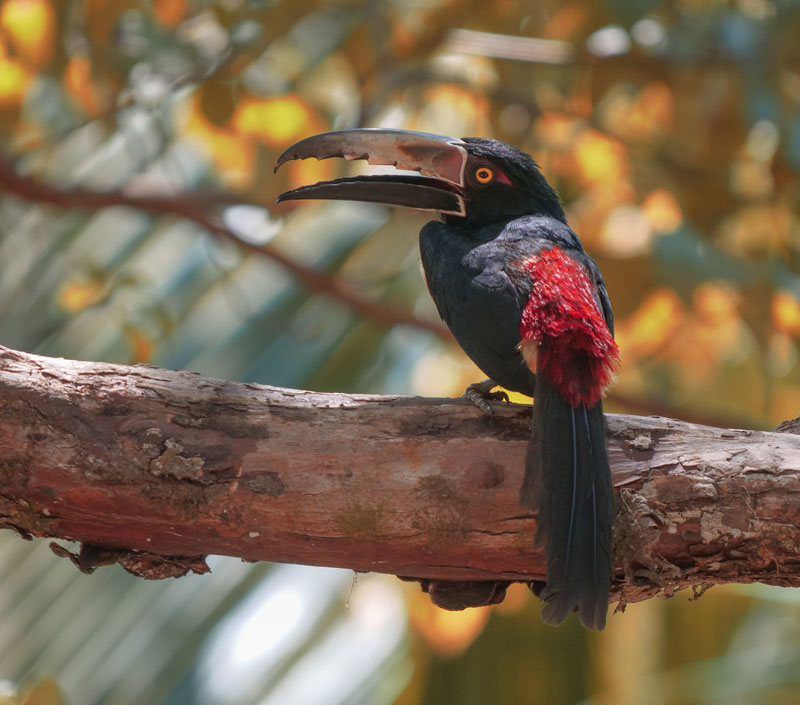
[276,129,617,629]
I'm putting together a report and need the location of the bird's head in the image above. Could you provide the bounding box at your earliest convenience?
[275,129,566,227]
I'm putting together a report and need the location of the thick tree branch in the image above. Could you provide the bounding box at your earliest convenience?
[1,345,799,607]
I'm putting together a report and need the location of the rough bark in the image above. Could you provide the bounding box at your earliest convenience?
[0,344,798,608]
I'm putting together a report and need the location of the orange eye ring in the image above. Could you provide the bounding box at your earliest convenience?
[475,166,494,184]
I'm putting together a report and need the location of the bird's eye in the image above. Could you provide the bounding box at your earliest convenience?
[474,166,494,184]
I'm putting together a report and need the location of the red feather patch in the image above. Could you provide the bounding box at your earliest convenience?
[519,247,619,408]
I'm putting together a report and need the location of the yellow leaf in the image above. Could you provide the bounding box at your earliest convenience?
[284,157,333,193]
[0,52,29,108]
[233,95,321,148]
[574,129,628,184]
[58,279,105,312]
[0,0,54,69]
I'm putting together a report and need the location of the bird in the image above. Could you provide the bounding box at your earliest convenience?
[274,128,619,630]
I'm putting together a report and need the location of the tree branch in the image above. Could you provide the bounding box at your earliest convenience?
[1,344,799,608]
[0,154,451,340]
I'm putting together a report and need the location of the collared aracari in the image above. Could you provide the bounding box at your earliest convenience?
[275,129,618,630]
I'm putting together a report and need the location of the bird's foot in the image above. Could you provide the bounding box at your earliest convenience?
[463,378,509,417]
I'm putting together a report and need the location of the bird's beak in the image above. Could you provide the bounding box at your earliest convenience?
[274,128,468,217]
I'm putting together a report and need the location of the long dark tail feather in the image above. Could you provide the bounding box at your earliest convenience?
[519,375,613,630]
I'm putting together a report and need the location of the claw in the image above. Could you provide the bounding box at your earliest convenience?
[463,378,508,416]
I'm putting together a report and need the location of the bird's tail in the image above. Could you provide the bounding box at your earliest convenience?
[520,374,613,630]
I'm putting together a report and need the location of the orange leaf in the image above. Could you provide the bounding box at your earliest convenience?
[124,326,154,364]
[615,288,685,360]
[185,97,254,187]
[771,379,800,425]
[64,54,99,114]
[284,157,333,193]
[603,82,674,140]
[542,3,586,40]
[535,111,582,150]
[634,82,674,133]
[153,0,186,26]
[693,282,739,328]
[84,0,137,46]
[19,676,66,705]
[773,291,800,337]
[391,18,416,56]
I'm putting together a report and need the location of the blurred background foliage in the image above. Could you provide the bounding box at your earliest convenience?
[0,0,799,703]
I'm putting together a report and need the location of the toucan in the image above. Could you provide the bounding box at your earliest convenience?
[275,128,618,630]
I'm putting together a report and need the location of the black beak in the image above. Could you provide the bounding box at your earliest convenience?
[274,129,468,217]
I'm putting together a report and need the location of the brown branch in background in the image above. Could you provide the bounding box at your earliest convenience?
[0,154,451,340]
[1,345,799,609]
